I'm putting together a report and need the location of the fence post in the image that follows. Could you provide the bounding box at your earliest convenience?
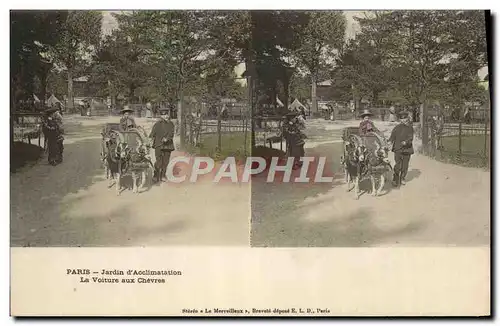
[217,114,222,152]
[484,108,489,167]
[458,120,462,157]
[244,117,248,157]
[189,118,193,145]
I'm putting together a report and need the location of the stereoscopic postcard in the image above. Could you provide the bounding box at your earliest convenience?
[9,8,491,316]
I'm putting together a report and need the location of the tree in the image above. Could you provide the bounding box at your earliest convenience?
[291,11,346,113]
[90,15,154,105]
[334,10,488,148]
[289,74,311,102]
[140,10,220,146]
[341,11,454,146]
[46,70,69,99]
[47,11,102,111]
[448,11,488,70]
[10,11,67,149]
[11,11,66,108]
[333,38,391,108]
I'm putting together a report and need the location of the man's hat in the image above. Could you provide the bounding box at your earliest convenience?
[360,109,373,118]
[159,108,170,115]
[44,107,58,115]
[120,107,134,114]
[285,111,300,118]
[398,111,410,119]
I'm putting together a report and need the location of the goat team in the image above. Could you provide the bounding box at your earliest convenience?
[101,107,174,196]
[341,110,415,199]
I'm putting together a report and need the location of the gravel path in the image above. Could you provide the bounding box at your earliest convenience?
[10,116,250,247]
[10,116,490,247]
[251,119,490,247]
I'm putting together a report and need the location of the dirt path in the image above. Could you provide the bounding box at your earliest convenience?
[10,116,250,247]
[11,116,489,247]
[251,119,490,247]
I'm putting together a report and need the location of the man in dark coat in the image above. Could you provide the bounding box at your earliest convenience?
[389,111,414,187]
[300,107,306,120]
[42,107,64,165]
[119,106,137,131]
[149,108,175,183]
[283,111,306,170]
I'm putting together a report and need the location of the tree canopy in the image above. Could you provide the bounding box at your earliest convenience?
[332,10,489,110]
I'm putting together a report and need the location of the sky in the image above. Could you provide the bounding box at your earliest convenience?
[101,11,120,36]
[100,10,487,82]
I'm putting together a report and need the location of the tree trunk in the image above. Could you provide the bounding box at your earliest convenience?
[178,80,186,148]
[412,107,418,123]
[10,79,16,149]
[129,86,135,102]
[311,74,317,114]
[249,78,255,149]
[38,67,48,109]
[372,90,379,107]
[67,69,74,112]
[283,74,290,112]
[108,80,116,109]
[217,109,222,151]
[40,77,47,108]
[458,117,463,156]
[246,56,256,149]
[420,101,429,153]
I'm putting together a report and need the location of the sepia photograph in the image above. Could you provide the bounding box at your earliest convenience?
[8,8,491,316]
[249,10,491,248]
[10,10,253,247]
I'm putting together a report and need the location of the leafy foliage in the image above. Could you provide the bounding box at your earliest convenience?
[11,11,67,104]
[332,10,489,110]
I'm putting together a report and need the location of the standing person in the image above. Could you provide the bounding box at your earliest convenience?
[145,102,153,118]
[149,109,175,183]
[53,106,63,126]
[85,100,92,117]
[79,101,85,116]
[464,107,471,124]
[388,105,396,122]
[300,106,306,120]
[119,106,137,131]
[388,111,414,187]
[283,111,306,170]
[42,107,64,165]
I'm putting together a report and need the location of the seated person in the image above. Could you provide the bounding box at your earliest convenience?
[359,109,388,146]
[119,106,137,131]
[359,109,379,135]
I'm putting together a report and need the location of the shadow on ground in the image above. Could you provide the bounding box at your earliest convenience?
[251,205,425,247]
[11,122,188,247]
[10,123,111,246]
[10,142,44,173]
[405,169,421,183]
[20,202,188,247]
